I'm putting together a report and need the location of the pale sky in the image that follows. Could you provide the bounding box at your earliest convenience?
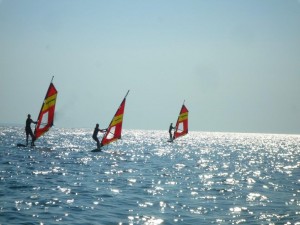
[1,0,300,134]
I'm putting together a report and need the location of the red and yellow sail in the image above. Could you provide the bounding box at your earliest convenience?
[173,103,189,140]
[100,90,129,147]
[34,78,58,140]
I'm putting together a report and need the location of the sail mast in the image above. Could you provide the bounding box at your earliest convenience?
[36,76,54,122]
[34,76,58,140]
[100,90,130,147]
[173,100,189,140]
[124,90,130,99]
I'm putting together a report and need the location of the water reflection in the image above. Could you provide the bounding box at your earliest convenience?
[0,127,299,224]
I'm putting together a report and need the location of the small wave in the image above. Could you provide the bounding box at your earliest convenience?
[1,127,300,224]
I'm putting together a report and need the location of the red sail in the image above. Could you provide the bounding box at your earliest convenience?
[34,82,58,140]
[173,103,189,140]
[100,91,129,147]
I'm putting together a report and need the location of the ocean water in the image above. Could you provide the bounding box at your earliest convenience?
[0,126,299,225]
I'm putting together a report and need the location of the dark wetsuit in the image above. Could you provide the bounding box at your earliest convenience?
[26,118,36,146]
[169,124,175,140]
[93,127,106,149]
[93,128,100,145]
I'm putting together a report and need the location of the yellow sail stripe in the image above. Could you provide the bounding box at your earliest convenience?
[178,112,188,122]
[42,94,57,112]
[110,114,123,127]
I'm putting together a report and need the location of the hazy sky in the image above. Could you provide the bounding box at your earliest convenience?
[1,0,300,134]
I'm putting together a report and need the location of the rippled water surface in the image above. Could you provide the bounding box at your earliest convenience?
[0,126,300,224]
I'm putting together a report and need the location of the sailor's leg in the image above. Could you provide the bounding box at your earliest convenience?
[93,136,101,149]
[31,136,36,146]
[26,134,29,146]
[29,130,35,146]
[96,139,101,149]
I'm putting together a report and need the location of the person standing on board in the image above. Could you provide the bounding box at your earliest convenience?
[92,123,107,149]
[169,123,175,140]
[26,114,37,146]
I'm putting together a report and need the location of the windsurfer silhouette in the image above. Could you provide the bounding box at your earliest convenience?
[26,114,37,146]
[169,123,175,140]
[93,124,107,149]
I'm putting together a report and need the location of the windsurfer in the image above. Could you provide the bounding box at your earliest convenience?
[26,114,37,146]
[92,124,107,149]
[169,123,175,140]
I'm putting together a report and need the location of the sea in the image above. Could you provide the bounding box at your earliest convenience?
[0,126,299,225]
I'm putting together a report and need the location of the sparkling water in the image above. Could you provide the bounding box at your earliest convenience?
[0,127,299,224]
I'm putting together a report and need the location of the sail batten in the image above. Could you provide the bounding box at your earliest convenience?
[100,90,129,147]
[34,79,58,140]
[173,103,189,140]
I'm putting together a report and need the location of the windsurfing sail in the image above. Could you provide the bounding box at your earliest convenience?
[34,76,58,140]
[173,101,189,140]
[100,90,129,147]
